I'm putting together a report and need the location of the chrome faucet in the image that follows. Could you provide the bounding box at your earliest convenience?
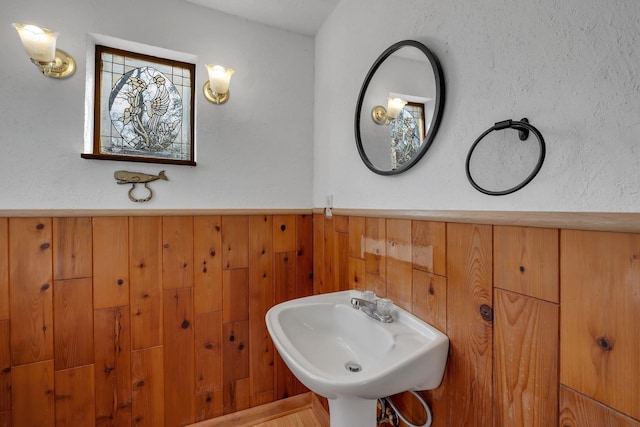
[350,295,393,323]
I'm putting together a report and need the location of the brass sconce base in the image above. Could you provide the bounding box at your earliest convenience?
[203,81,230,104]
[371,105,388,125]
[32,49,76,79]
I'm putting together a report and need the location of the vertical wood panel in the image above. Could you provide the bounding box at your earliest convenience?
[195,311,223,394]
[412,221,446,276]
[223,269,249,323]
[131,346,164,427]
[333,215,349,233]
[54,365,96,427]
[9,218,53,365]
[195,389,223,422]
[494,226,559,303]
[334,232,349,292]
[194,216,223,314]
[54,277,94,370]
[412,270,446,333]
[560,230,640,420]
[223,378,250,415]
[494,289,558,426]
[53,217,92,281]
[0,321,9,412]
[162,216,194,290]
[446,223,493,427]
[0,219,8,320]
[348,257,365,291]
[348,216,365,260]
[222,216,249,270]
[274,253,295,305]
[222,321,249,384]
[163,288,195,426]
[11,360,54,427]
[273,215,296,253]
[313,214,325,295]
[248,216,274,404]
[129,217,163,350]
[365,217,386,287]
[93,217,129,310]
[322,216,336,294]
[0,411,9,427]
[94,307,132,427]
[386,219,412,310]
[559,385,640,427]
[295,215,314,298]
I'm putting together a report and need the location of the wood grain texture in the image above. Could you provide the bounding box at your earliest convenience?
[334,232,349,292]
[295,215,314,298]
[364,217,386,282]
[332,215,349,234]
[494,226,559,303]
[53,217,92,281]
[194,389,223,422]
[94,307,132,427]
[223,321,249,383]
[223,378,250,415]
[163,288,195,426]
[446,223,493,427]
[54,277,94,370]
[223,269,249,323]
[411,269,446,333]
[348,257,365,291]
[54,365,96,427]
[93,217,129,310]
[274,253,295,305]
[248,216,274,402]
[559,386,640,427]
[222,216,249,270]
[193,216,223,314]
[162,216,194,290]
[386,219,412,311]
[9,218,53,365]
[347,216,365,259]
[273,215,296,253]
[560,230,640,420]
[494,289,558,426]
[312,214,326,294]
[411,221,446,276]
[0,219,8,320]
[0,411,9,427]
[0,322,9,412]
[129,217,163,350]
[321,216,336,294]
[195,311,223,394]
[131,346,164,427]
[11,360,54,427]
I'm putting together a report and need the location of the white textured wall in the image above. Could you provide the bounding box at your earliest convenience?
[0,0,314,209]
[314,0,640,212]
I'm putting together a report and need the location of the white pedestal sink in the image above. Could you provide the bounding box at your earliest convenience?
[265,290,449,427]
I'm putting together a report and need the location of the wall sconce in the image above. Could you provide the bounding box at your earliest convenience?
[203,64,234,104]
[372,97,407,125]
[12,23,76,79]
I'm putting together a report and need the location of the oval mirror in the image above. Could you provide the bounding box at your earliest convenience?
[355,40,445,175]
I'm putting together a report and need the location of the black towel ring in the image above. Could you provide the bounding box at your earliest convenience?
[465,118,545,196]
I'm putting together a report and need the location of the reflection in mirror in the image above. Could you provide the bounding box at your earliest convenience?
[355,40,444,175]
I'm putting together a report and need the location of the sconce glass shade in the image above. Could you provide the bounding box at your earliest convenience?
[12,23,75,78]
[371,97,407,125]
[386,97,407,120]
[13,23,58,63]
[204,64,234,104]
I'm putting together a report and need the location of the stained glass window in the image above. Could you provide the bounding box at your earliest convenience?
[83,45,196,165]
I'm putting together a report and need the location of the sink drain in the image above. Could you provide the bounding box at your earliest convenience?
[345,361,362,373]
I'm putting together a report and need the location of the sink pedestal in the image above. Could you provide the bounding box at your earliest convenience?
[328,396,377,427]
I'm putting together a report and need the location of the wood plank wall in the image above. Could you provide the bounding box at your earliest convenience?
[0,214,312,427]
[314,213,640,427]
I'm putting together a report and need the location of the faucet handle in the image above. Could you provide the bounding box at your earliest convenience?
[362,290,376,302]
[376,298,393,317]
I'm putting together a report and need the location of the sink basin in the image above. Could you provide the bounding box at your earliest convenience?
[266,290,449,426]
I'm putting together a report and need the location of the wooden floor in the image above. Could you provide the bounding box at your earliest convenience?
[188,393,329,427]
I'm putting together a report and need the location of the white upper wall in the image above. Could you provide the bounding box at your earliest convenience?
[0,0,314,209]
[314,0,640,212]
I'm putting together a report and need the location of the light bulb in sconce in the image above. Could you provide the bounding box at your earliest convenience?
[12,23,76,78]
[204,64,235,104]
[371,97,407,125]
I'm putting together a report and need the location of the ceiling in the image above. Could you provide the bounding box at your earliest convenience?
[184,0,340,36]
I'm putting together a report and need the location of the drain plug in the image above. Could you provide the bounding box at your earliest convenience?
[345,361,362,373]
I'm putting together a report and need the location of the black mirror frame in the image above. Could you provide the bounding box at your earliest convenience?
[354,40,445,175]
